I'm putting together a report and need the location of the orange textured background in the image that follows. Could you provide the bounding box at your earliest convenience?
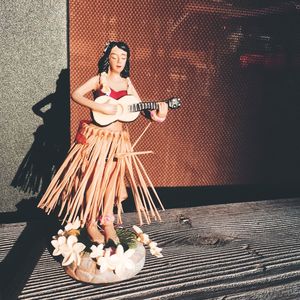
[69,0,300,187]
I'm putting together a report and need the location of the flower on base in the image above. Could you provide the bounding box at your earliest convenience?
[52,217,81,240]
[64,217,81,231]
[149,241,163,258]
[132,225,143,234]
[90,245,135,277]
[108,245,135,277]
[51,219,162,273]
[51,235,85,266]
[90,244,105,260]
[96,248,115,273]
[132,225,163,258]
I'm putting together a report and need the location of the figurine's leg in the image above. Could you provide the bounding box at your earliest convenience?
[86,220,105,244]
[102,161,120,244]
[102,221,119,244]
[85,181,105,244]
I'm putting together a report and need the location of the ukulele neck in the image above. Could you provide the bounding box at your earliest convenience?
[129,102,159,112]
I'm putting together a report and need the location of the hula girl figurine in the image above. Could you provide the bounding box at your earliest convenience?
[37,41,168,246]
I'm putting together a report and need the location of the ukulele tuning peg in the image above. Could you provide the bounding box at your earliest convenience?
[167,97,181,109]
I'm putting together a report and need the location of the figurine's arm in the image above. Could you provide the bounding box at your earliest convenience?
[71,76,117,115]
[129,79,168,122]
[150,102,168,122]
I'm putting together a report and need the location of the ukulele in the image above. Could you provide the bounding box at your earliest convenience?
[92,95,181,126]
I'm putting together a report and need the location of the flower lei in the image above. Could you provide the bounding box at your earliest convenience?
[51,218,163,275]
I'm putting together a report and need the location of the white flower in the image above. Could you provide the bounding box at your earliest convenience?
[149,241,163,258]
[132,224,163,257]
[64,217,81,231]
[96,248,115,273]
[57,229,64,235]
[150,246,163,258]
[132,225,150,244]
[51,236,67,256]
[108,245,135,277]
[137,233,150,245]
[52,229,64,240]
[149,241,157,248]
[51,235,85,266]
[90,244,105,260]
[132,225,143,235]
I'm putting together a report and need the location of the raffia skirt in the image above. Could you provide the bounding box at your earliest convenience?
[37,121,164,226]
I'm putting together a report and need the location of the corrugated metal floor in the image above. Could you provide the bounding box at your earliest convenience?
[1,198,300,299]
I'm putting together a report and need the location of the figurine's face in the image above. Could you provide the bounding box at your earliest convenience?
[109,46,127,73]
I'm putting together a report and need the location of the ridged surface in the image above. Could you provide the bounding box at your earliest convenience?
[69,0,300,187]
[1,198,300,299]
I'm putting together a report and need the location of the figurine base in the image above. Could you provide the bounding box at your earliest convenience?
[64,242,146,284]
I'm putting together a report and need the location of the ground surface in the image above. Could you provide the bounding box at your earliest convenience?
[1,198,300,299]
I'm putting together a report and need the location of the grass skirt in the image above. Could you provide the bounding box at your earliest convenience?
[37,121,164,226]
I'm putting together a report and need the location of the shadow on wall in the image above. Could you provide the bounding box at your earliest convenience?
[0,69,70,298]
[11,69,70,196]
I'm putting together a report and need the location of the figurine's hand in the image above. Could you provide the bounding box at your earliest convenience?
[150,102,168,122]
[157,102,168,118]
[100,103,118,115]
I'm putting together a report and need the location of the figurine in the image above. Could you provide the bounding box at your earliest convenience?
[37,41,169,246]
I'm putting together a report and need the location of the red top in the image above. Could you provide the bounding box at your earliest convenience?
[93,88,128,100]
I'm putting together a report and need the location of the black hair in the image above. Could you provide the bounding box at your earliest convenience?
[97,41,130,78]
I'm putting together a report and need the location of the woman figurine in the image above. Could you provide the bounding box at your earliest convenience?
[38,41,168,245]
